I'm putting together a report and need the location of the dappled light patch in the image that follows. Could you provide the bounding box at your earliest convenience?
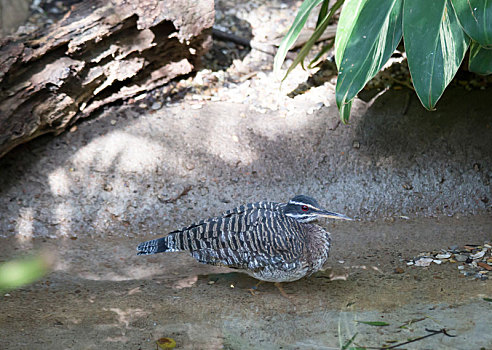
[104,307,149,329]
[172,275,198,289]
[71,131,166,174]
[48,168,71,196]
[15,207,34,245]
[104,335,129,343]
[53,203,74,237]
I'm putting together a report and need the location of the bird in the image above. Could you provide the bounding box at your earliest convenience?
[136,195,352,294]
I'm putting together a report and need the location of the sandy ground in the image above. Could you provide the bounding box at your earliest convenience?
[1,216,491,349]
[1,0,492,349]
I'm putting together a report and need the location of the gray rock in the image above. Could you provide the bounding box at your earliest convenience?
[455,254,468,262]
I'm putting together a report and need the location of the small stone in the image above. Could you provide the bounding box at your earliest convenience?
[151,102,162,110]
[200,187,209,196]
[478,262,492,271]
[415,258,433,267]
[103,184,113,192]
[184,163,195,171]
[406,261,414,266]
[352,140,360,149]
[402,183,413,190]
[436,253,451,259]
[476,273,488,280]
[207,280,215,285]
[471,250,486,259]
[455,254,468,262]
[432,260,442,265]
[458,265,465,270]
[69,125,78,133]
[110,120,117,125]
[394,267,404,274]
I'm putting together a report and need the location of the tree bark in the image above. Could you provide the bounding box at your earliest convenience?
[0,0,214,158]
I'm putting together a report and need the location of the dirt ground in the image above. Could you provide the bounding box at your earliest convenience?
[1,0,492,349]
[1,216,491,349]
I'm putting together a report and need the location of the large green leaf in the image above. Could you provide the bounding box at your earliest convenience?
[404,0,470,110]
[273,0,324,75]
[335,0,403,123]
[334,0,368,68]
[451,0,492,47]
[469,41,492,74]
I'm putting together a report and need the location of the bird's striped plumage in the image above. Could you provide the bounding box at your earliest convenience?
[137,195,351,282]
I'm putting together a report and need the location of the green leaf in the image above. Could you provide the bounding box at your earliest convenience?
[335,0,368,68]
[274,0,324,75]
[469,41,492,74]
[308,38,335,68]
[316,0,331,28]
[335,0,403,122]
[451,0,492,47]
[356,321,390,326]
[341,333,358,350]
[310,0,336,68]
[403,0,470,110]
[339,99,352,124]
[484,297,492,302]
[0,255,49,292]
[280,0,345,80]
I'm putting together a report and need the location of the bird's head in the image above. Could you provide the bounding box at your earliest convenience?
[284,195,352,223]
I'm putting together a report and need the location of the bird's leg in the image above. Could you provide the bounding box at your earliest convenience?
[274,282,291,299]
[249,280,264,295]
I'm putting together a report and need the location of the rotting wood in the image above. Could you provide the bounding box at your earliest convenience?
[0,0,214,158]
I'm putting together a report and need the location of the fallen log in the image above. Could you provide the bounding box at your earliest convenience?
[0,0,214,158]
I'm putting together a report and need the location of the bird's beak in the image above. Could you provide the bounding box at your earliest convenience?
[317,210,353,221]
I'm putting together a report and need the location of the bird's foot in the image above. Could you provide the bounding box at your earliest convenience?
[274,282,291,300]
[248,280,264,296]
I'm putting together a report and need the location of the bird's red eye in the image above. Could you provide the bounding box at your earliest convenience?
[301,205,309,211]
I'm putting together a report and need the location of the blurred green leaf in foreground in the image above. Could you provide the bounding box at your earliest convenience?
[0,254,52,292]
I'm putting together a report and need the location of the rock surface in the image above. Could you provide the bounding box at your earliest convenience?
[0,86,490,240]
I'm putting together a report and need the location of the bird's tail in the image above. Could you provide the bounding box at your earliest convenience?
[136,234,181,255]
